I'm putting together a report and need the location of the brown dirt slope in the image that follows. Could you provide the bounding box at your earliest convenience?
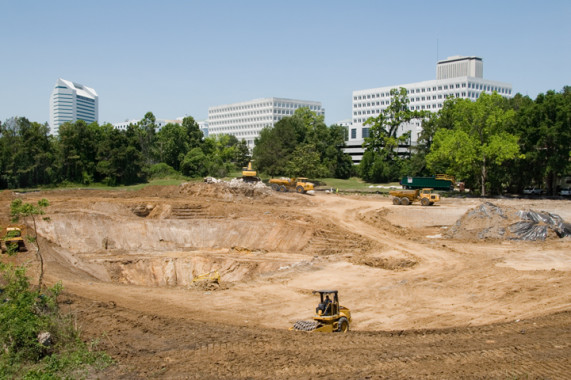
[1,185,570,378]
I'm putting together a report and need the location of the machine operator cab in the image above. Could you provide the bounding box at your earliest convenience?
[315,290,338,316]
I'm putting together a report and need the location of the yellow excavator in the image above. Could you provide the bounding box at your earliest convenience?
[291,290,351,333]
[241,161,260,183]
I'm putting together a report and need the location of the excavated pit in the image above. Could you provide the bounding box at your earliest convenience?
[36,200,363,287]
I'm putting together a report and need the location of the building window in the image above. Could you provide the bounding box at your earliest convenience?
[362,128,370,138]
[351,129,356,139]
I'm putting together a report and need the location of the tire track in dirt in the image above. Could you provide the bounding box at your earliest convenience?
[309,195,465,271]
[68,289,570,379]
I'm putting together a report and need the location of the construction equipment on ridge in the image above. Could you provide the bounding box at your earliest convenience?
[241,161,260,182]
[291,290,351,332]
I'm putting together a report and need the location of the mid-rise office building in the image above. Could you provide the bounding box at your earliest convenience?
[345,56,512,163]
[208,97,324,148]
[49,78,98,135]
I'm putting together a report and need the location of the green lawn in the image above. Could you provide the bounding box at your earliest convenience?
[8,178,198,193]
[313,177,402,192]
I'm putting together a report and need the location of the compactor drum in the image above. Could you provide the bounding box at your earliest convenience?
[291,290,351,333]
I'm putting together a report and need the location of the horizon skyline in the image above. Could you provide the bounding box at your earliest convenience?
[2,1,570,127]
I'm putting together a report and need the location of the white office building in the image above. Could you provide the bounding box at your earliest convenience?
[49,78,98,135]
[345,56,512,163]
[208,97,325,148]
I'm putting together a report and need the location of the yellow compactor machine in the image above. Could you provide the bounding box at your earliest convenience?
[1,225,26,253]
[291,290,351,333]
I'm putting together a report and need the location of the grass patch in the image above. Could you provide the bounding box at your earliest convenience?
[315,177,401,193]
[8,178,200,193]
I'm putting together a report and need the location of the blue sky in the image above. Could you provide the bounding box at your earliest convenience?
[1,0,570,126]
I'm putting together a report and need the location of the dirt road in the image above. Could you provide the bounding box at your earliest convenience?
[1,184,570,378]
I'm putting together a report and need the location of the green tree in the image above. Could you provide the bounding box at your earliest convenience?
[511,88,571,194]
[0,117,56,188]
[180,147,208,177]
[253,118,300,175]
[155,122,188,171]
[97,124,146,185]
[360,87,426,182]
[154,116,204,171]
[234,139,251,168]
[322,124,353,179]
[136,112,157,167]
[285,144,328,178]
[182,116,204,149]
[252,108,353,178]
[57,120,100,184]
[9,198,50,288]
[426,92,519,195]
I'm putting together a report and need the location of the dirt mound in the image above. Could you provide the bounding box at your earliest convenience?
[350,254,418,270]
[180,179,271,200]
[446,202,571,241]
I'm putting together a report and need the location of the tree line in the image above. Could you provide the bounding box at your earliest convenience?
[1,87,570,195]
[0,108,353,189]
[0,112,251,188]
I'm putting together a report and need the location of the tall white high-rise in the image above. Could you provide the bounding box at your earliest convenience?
[208,97,324,148]
[49,78,98,135]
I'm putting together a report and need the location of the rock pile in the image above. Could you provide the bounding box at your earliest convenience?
[446,202,571,241]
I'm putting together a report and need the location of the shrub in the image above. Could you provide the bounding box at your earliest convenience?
[0,264,111,378]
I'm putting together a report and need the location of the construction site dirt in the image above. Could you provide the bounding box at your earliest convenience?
[1,182,570,379]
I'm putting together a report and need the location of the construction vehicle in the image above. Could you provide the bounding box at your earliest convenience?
[389,188,440,206]
[192,270,221,284]
[269,177,314,194]
[241,161,260,183]
[401,174,455,191]
[291,290,351,333]
[1,225,26,253]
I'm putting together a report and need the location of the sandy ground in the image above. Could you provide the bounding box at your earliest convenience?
[1,184,570,379]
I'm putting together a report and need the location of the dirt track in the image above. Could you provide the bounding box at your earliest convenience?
[1,183,570,379]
